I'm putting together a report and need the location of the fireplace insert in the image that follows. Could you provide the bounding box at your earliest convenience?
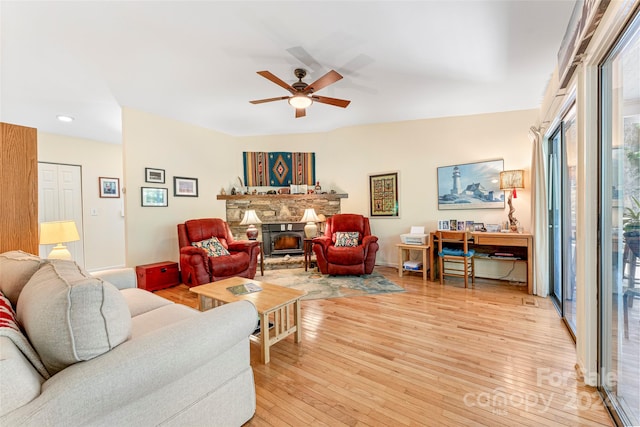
[262,223,305,257]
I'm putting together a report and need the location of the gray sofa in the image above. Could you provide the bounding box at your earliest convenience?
[0,250,258,426]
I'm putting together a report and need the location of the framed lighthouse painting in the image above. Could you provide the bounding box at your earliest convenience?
[437,159,504,210]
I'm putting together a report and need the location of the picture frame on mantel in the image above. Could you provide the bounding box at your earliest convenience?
[369,171,399,218]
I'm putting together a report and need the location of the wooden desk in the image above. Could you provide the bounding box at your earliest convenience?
[429,231,534,294]
[397,243,430,281]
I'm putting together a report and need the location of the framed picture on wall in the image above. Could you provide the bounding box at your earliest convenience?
[99,177,120,198]
[369,171,399,217]
[141,187,168,207]
[173,176,198,197]
[145,168,165,183]
[436,159,504,210]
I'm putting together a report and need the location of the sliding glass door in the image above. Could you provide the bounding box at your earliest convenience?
[548,104,578,335]
[599,10,639,425]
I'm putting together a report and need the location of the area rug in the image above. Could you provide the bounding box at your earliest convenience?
[259,268,405,300]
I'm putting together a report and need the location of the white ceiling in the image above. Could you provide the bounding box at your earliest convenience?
[0,1,577,144]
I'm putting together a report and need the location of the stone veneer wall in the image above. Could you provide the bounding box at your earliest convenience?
[217,194,348,240]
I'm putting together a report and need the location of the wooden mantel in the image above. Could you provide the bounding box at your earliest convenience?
[216,193,348,201]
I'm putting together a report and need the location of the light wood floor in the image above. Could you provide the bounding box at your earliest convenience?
[155,267,614,426]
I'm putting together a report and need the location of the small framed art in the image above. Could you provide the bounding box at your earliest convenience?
[173,176,198,197]
[99,177,120,198]
[141,187,168,207]
[369,171,399,217]
[145,168,165,184]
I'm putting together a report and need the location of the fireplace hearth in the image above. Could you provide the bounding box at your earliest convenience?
[262,223,305,257]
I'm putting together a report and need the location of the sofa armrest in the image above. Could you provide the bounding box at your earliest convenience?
[91,268,137,290]
[2,301,258,425]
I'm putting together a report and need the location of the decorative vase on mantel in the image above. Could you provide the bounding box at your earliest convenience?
[315,182,322,193]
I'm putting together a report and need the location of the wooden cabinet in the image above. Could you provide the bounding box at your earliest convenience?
[0,123,38,254]
[136,261,180,291]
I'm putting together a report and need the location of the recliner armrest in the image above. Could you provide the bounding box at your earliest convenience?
[227,240,260,253]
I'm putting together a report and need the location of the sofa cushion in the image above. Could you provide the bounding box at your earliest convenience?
[120,287,173,317]
[0,291,49,379]
[17,260,131,376]
[334,231,360,247]
[0,336,45,417]
[193,237,230,257]
[0,250,45,307]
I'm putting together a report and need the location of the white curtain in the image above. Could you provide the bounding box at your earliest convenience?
[530,126,549,297]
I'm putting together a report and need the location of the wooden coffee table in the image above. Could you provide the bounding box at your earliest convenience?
[189,277,306,364]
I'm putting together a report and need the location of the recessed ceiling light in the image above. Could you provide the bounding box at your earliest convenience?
[56,115,74,122]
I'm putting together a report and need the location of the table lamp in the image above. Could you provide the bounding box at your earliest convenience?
[39,220,80,259]
[239,209,262,240]
[300,208,320,238]
[499,170,524,232]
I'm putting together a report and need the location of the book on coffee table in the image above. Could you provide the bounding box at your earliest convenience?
[226,282,262,295]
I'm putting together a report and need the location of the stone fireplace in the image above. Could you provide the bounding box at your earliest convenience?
[217,193,347,256]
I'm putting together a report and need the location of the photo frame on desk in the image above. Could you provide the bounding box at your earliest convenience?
[485,224,501,232]
[437,220,450,230]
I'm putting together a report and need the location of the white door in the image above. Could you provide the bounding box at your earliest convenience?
[38,162,85,267]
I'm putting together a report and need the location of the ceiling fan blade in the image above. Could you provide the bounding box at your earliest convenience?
[257,71,296,94]
[249,96,290,104]
[295,108,306,118]
[311,95,351,108]
[303,70,343,94]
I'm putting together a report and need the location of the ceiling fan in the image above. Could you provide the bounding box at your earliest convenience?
[250,68,351,118]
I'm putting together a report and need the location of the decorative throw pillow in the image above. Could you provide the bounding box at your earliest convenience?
[334,231,360,247]
[0,291,50,379]
[0,250,45,307]
[17,260,131,376]
[192,236,230,257]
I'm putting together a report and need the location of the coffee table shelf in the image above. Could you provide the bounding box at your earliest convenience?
[189,277,306,364]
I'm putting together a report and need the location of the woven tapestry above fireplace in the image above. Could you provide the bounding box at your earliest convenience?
[243,151,315,187]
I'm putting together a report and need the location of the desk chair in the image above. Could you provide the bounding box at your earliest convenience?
[437,231,475,288]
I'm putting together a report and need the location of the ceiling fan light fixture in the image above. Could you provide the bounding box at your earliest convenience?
[288,95,312,109]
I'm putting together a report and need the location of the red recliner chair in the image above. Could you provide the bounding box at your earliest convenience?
[177,218,261,287]
[312,213,379,275]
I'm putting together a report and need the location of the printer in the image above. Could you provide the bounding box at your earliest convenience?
[400,226,428,245]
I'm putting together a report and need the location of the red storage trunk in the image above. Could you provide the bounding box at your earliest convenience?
[135,261,180,291]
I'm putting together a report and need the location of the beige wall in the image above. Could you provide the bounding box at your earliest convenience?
[122,108,237,267]
[37,132,125,270]
[123,107,536,279]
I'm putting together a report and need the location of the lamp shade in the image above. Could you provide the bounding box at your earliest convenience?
[499,170,524,190]
[300,208,320,223]
[288,95,313,109]
[39,221,80,245]
[239,210,262,225]
[39,220,80,260]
